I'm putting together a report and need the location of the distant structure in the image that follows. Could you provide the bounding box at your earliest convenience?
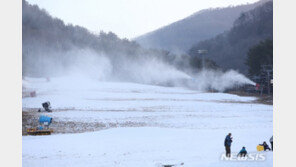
[225,64,273,96]
[251,65,273,95]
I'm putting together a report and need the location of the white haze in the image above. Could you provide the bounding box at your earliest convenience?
[30,48,255,92]
[189,70,255,92]
[63,49,112,80]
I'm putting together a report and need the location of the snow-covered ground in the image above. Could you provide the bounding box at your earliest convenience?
[22,77,273,167]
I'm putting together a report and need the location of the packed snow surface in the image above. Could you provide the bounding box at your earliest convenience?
[22,77,273,167]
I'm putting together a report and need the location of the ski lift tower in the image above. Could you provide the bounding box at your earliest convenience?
[198,50,208,69]
[261,64,273,95]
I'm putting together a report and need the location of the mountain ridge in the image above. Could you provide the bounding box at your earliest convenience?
[188,1,273,74]
[134,0,270,53]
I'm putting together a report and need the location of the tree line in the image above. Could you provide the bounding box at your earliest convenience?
[188,1,273,74]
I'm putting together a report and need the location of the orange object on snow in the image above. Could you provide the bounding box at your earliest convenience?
[257,145,264,151]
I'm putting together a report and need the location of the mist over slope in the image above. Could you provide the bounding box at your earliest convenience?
[189,1,273,74]
[22,0,189,82]
[22,0,254,92]
[134,0,269,53]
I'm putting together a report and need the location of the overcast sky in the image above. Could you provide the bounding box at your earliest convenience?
[27,0,259,39]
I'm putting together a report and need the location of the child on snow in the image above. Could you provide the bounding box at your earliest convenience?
[260,141,271,151]
[237,147,247,157]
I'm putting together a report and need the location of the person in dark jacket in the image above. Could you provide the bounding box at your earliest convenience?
[224,133,233,157]
[237,147,247,157]
[260,141,271,151]
[270,136,273,151]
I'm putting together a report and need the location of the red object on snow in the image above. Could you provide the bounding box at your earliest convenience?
[30,91,36,97]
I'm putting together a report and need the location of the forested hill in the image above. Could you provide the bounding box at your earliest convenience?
[134,0,269,53]
[22,0,173,79]
[188,0,273,74]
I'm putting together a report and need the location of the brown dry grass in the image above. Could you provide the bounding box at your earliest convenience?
[22,109,147,136]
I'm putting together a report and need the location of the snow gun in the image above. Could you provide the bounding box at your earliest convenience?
[38,101,52,112]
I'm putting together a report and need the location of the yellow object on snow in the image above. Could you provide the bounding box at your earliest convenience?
[257,145,264,151]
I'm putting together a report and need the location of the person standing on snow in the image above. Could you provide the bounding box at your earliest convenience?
[270,136,273,151]
[224,133,233,157]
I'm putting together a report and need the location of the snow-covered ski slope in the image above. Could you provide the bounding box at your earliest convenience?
[22,77,273,167]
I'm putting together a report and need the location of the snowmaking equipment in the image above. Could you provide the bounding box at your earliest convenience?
[38,101,52,112]
[26,115,54,135]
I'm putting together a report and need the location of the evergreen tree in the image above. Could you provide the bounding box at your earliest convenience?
[245,39,273,76]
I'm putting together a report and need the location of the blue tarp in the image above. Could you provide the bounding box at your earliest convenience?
[39,115,52,124]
